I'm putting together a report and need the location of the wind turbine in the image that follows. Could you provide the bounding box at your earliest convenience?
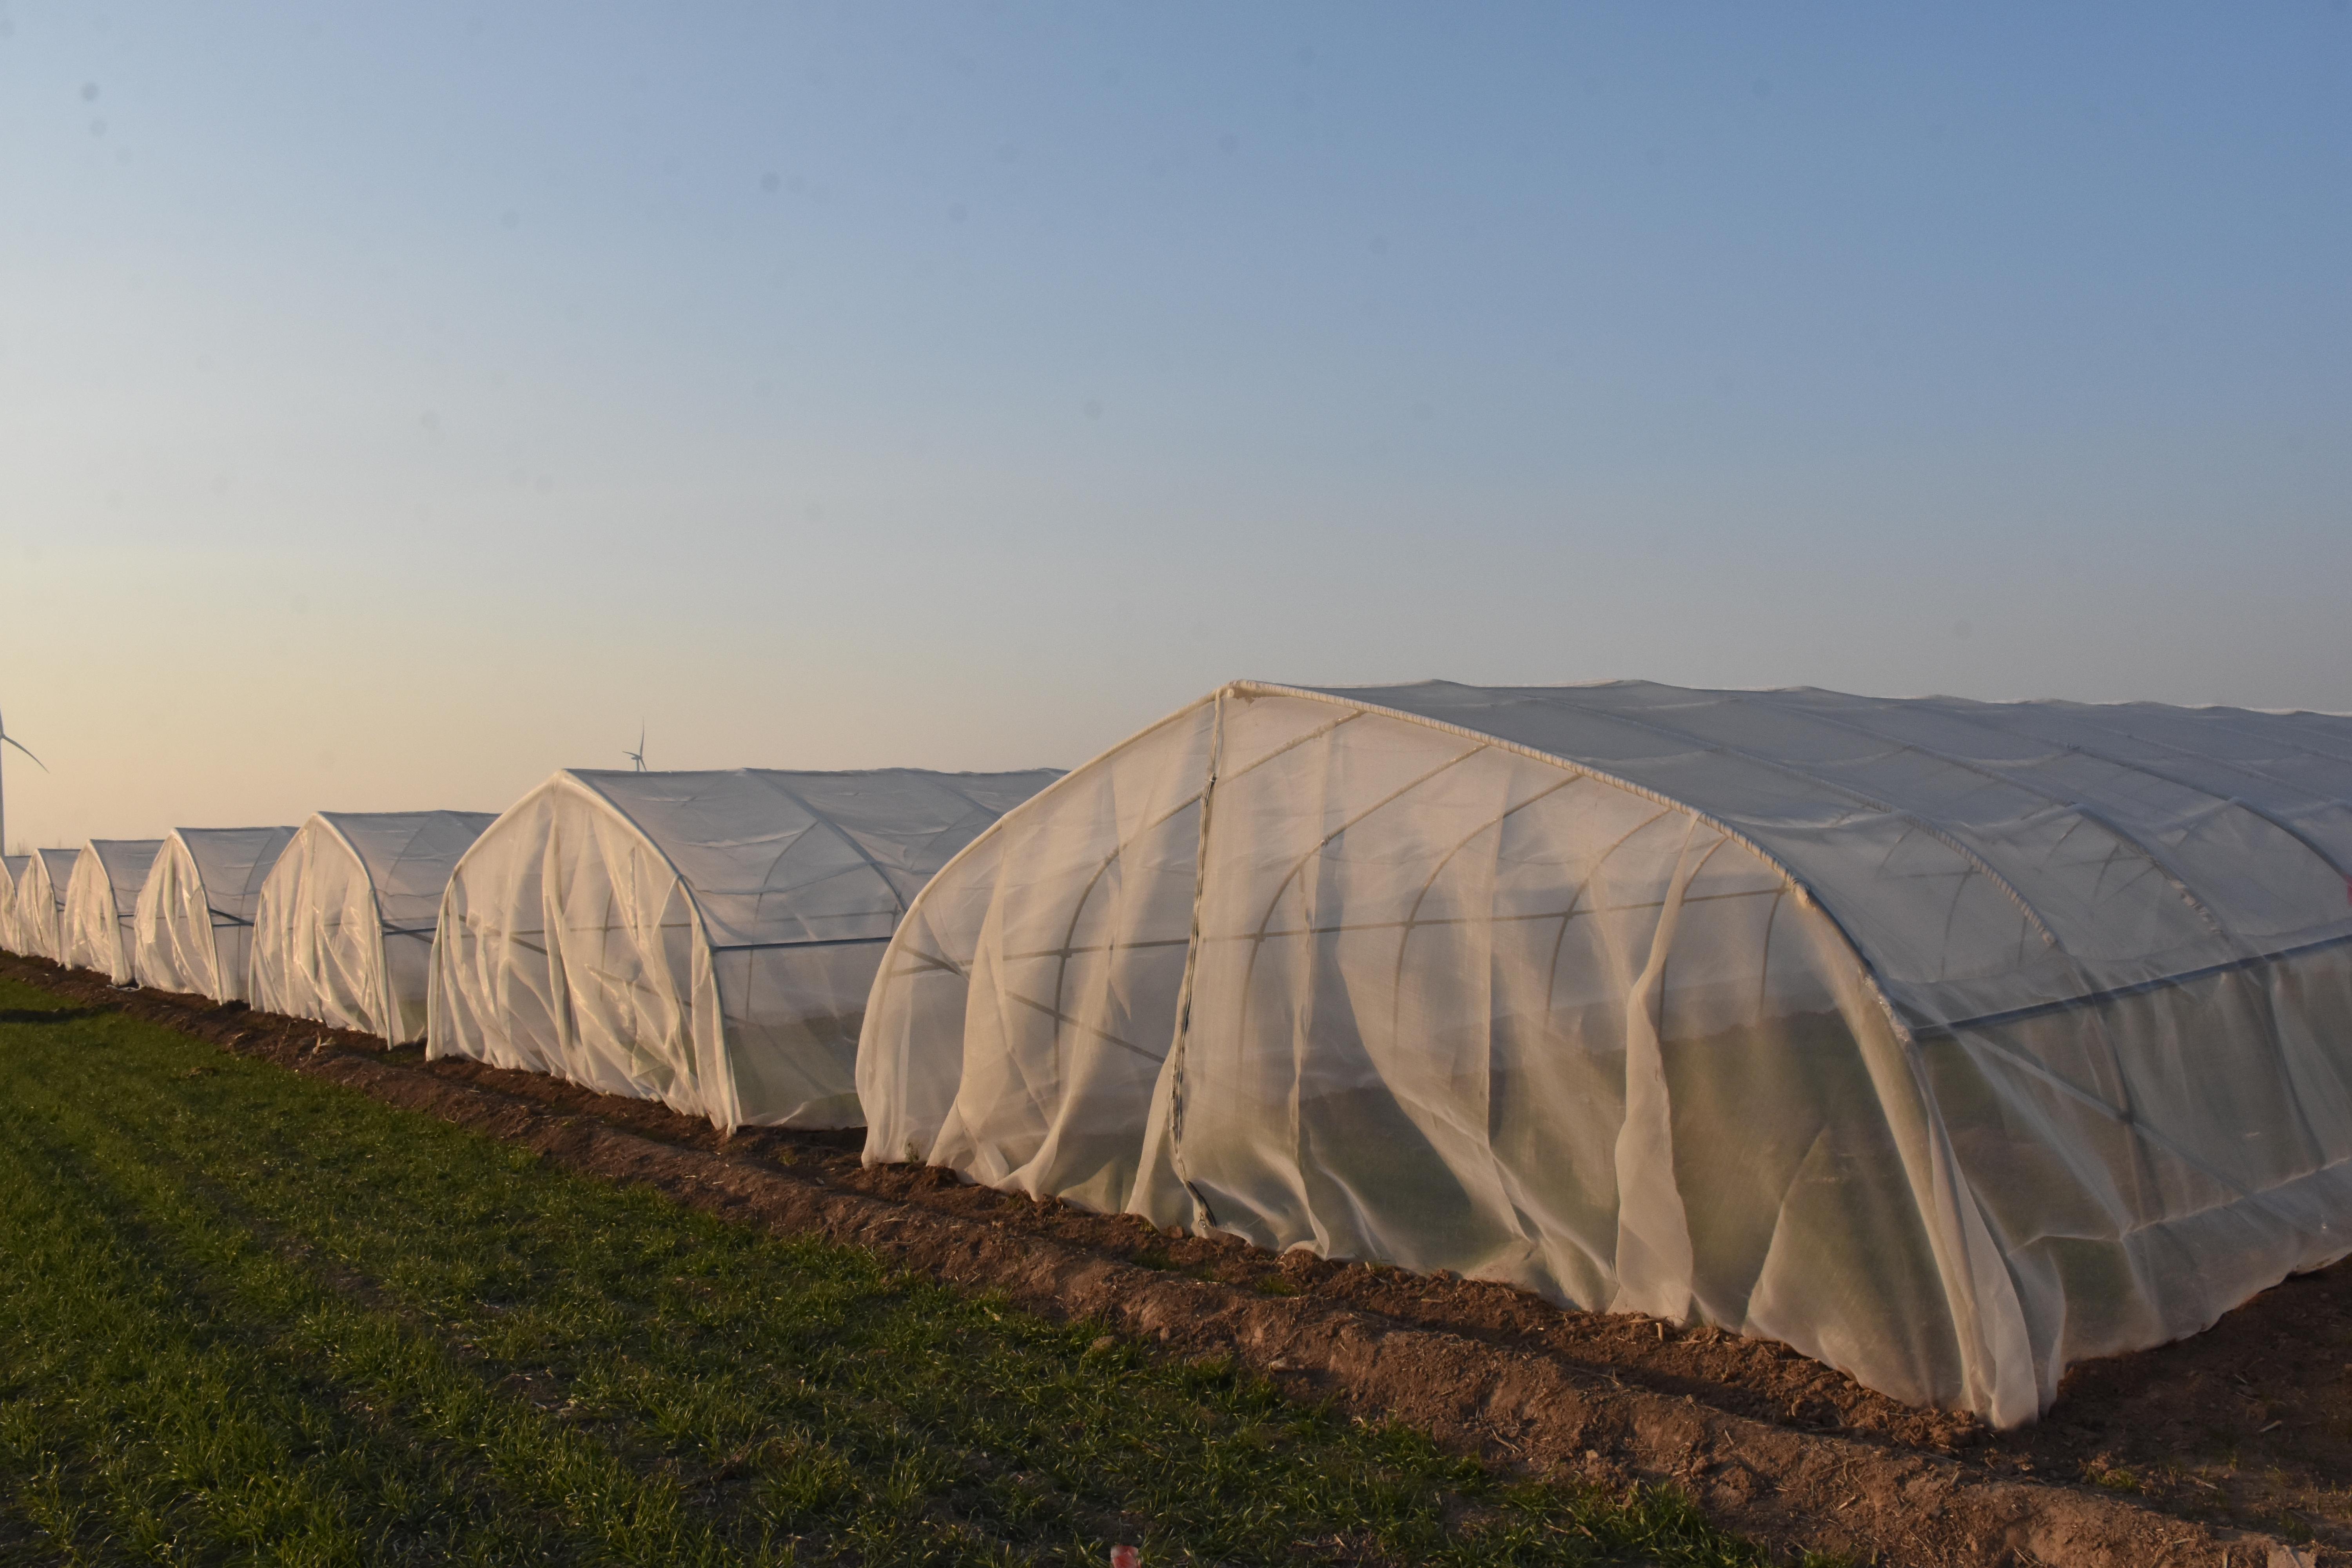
[623,724,647,772]
[0,705,47,856]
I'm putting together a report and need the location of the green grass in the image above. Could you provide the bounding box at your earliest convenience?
[0,977,1787,1566]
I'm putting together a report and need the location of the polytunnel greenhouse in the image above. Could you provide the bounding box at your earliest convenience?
[62,838,163,984]
[132,826,296,1002]
[249,809,498,1042]
[858,679,2352,1426]
[11,848,80,962]
[0,855,22,953]
[428,766,1061,1131]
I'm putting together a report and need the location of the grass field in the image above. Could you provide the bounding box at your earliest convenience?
[0,975,1787,1567]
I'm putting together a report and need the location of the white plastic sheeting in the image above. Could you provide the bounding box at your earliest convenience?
[429,767,1061,1131]
[0,856,22,954]
[250,811,497,1043]
[62,839,163,984]
[860,680,2352,1426]
[131,827,297,1002]
[10,848,80,962]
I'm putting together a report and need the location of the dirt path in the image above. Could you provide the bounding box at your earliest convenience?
[1,954,2323,1568]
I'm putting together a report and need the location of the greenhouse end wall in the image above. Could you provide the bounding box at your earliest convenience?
[429,780,741,1125]
[11,849,76,963]
[250,811,496,1044]
[132,827,294,1003]
[0,858,20,955]
[63,840,162,985]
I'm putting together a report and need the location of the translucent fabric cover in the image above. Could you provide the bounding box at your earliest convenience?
[250,811,497,1043]
[862,681,2352,1426]
[132,826,296,1002]
[62,839,163,984]
[430,768,1060,1131]
[0,856,21,954]
[11,848,80,962]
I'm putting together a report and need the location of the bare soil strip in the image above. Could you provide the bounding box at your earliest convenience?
[2,953,2321,1568]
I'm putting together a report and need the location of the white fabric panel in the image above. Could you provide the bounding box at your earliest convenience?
[62,840,163,984]
[430,767,1060,1131]
[862,681,2352,1426]
[249,811,497,1042]
[10,849,79,962]
[863,703,1217,1213]
[132,827,295,1002]
[0,856,22,954]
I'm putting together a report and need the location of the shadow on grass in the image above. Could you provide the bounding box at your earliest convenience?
[0,1007,116,1025]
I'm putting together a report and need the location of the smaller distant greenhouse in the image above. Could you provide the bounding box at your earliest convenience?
[10,848,80,962]
[62,839,164,984]
[133,826,296,1002]
[428,767,1060,1131]
[0,855,22,953]
[249,810,498,1043]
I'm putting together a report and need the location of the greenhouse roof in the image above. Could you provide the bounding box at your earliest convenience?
[1272,680,2352,1031]
[554,767,1067,951]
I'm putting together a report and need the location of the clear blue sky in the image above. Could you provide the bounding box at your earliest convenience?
[2,3,2346,848]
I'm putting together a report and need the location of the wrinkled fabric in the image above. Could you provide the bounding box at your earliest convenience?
[7,848,80,962]
[62,840,163,984]
[429,768,1059,1131]
[132,827,296,1002]
[249,811,497,1043]
[861,681,2352,1426]
[0,856,24,955]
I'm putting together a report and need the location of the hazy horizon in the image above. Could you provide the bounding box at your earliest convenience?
[5,4,2347,850]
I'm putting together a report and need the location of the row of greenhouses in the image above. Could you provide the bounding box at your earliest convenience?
[8,679,2352,1432]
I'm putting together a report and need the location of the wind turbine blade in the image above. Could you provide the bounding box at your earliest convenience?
[1,733,47,772]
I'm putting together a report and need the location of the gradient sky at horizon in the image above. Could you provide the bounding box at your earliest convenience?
[2,3,2347,850]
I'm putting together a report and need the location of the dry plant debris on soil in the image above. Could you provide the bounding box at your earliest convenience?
[1,952,2339,1567]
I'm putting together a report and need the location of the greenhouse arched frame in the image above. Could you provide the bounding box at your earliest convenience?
[859,679,2352,1425]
